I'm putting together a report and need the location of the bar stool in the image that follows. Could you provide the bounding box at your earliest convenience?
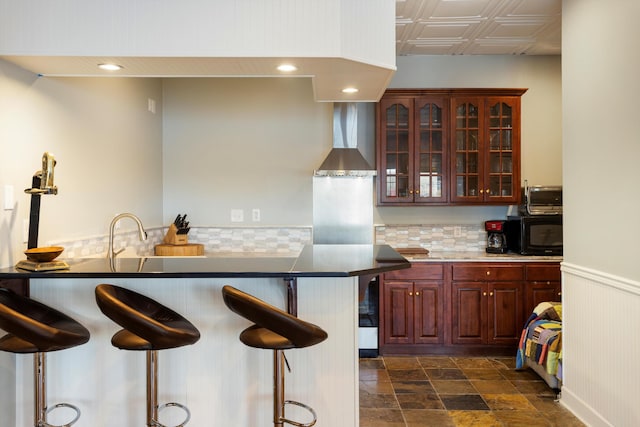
[221,285,328,427]
[0,288,90,427]
[94,284,200,427]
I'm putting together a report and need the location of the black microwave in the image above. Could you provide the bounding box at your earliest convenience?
[505,215,563,256]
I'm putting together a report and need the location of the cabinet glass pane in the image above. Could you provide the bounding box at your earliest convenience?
[398,153,409,174]
[386,176,396,197]
[398,130,409,152]
[489,175,513,197]
[431,154,442,174]
[386,104,409,129]
[397,176,409,197]
[420,175,442,198]
[432,131,442,151]
[419,104,431,127]
[456,131,466,150]
[502,129,512,150]
[386,130,397,151]
[468,104,478,128]
[386,154,397,174]
[420,153,430,173]
[456,105,466,127]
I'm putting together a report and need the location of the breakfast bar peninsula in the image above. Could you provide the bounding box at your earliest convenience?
[0,244,408,427]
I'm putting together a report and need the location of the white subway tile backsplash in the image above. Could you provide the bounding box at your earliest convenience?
[375,224,486,252]
[49,226,313,257]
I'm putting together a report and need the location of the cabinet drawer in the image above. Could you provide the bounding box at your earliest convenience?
[452,264,524,281]
[525,263,561,282]
[384,263,444,280]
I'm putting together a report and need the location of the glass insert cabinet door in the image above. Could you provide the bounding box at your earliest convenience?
[452,98,483,200]
[379,97,413,203]
[487,99,516,200]
[415,97,447,202]
[377,97,448,204]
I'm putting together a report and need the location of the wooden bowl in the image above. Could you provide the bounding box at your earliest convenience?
[24,246,64,263]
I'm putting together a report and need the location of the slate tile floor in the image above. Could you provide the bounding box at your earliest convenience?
[359,356,585,427]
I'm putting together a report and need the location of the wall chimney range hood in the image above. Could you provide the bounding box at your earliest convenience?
[314,103,376,177]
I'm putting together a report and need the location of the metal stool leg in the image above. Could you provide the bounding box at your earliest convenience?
[34,352,81,427]
[35,352,46,426]
[273,350,318,427]
[147,350,159,427]
[274,350,285,427]
[146,350,191,427]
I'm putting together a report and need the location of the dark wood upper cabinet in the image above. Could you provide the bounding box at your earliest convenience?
[376,89,526,206]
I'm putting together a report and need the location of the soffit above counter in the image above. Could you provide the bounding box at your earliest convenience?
[0,0,396,102]
[0,56,396,102]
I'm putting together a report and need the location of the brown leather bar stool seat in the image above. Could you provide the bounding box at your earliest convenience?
[95,284,200,427]
[222,285,328,427]
[0,288,90,427]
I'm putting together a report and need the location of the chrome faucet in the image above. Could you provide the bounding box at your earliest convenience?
[108,213,147,261]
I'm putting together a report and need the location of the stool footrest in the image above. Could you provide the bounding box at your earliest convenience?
[281,400,317,427]
[151,402,192,427]
[39,402,81,427]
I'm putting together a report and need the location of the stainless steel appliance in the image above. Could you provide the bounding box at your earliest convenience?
[523,184,562,215]
[313,102,379,357]
[485,220,508,254]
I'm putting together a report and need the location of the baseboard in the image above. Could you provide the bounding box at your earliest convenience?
[560,386,613,427]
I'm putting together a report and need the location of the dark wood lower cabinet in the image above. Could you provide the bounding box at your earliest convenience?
[380,261,560,356]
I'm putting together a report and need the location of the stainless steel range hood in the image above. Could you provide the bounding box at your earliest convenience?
[314,103,376,177]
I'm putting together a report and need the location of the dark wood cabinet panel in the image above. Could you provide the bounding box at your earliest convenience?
[383,281,414,345]
[377,88,526,206]
[414,282,445,344]
[451,282,486,344]
[488,283,523,344]
[379,261,559,356]
[381,265,445,351]
[524,263,561,314]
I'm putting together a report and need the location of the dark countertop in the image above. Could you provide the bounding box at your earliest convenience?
[0,244,410,279]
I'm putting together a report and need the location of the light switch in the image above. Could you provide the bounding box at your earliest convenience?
[3,185,14,210]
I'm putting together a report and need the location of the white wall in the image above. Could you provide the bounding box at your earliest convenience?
[375,55,562,225]
[0,59,164,268]
[162,78,331,226]
[561,0,640,425]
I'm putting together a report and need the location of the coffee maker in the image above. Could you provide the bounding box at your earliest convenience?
[485,220,508,254]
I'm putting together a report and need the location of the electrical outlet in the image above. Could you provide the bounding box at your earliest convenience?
[454,226,462,237]
[252,208,261,222]
[231,209,244,222]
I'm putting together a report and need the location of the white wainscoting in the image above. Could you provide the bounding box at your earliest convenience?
[14,276,358,427]
[561,263,640,427]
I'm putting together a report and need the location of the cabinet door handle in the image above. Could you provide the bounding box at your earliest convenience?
[486,271,491,276]
[409,291,413,296]
[479,189,484,194]
[409,190,414,194]
[489,292,494,296]
[483,292,487,296]
[415,190,420,195]
[486,188,490,194]
[415,292,420,296]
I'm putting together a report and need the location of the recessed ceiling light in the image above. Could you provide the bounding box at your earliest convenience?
[342,87,359,94]
[98,63,123,71]
[277,64,298,72]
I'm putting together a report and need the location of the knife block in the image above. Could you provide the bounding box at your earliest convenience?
[163,224,188,245]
